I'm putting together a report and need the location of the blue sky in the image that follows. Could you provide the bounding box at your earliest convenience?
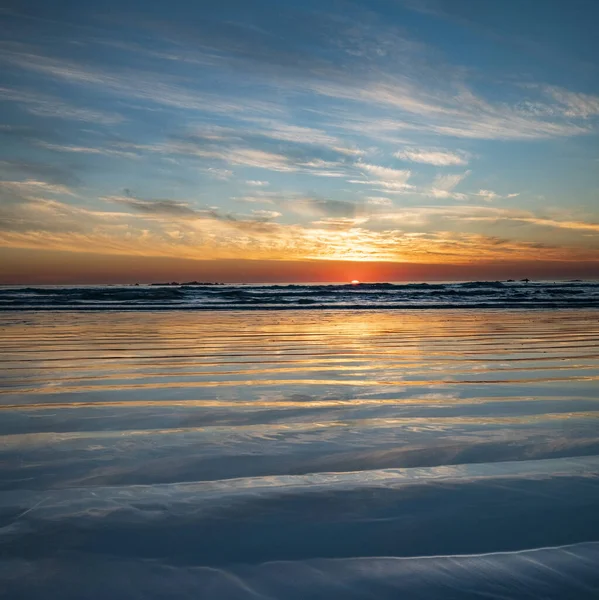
[1,0,598,279]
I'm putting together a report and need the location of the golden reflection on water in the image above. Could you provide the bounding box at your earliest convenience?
[0,308,598,481]
[1,310,598,397]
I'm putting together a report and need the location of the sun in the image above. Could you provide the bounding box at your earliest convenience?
[351,279,360,285]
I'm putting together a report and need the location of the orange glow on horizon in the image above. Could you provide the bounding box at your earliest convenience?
[1,247,599,285]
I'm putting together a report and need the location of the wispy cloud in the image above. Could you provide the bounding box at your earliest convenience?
[0,159,79,186]
[332,146,367,156]
[350,162,414,192]
[365,196,393,206]
[244,120,342,147]
[4,30,596,147]
[206,168,233,180]
[120,142,298,172]
[1,51,281,117]
[310,79,595,141]
[428,171,470,199]
[36,142,138,159]
[115,138,349,177]
[544,86,599,119]
[104,193,283,227]
[473,189,520,202]
[284,196,362,219]
[212,148,295,172]
[465,213,599,233]
[251,209,282,220]
[358,162,412,183]
[394,147,470,166]
[0,86,124,124]
[0,179,76,197]
[1,182,597,264]
[105,195,199,217]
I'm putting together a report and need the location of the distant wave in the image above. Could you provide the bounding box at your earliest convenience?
[1,280,599,310]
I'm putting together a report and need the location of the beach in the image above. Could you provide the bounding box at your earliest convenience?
[1,307,599,598]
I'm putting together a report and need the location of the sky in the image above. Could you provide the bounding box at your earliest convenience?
[1,0,598,283]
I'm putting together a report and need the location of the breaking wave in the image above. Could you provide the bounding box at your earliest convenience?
[2,280,599,310]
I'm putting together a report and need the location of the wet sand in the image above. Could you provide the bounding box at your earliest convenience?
[1,310,598,598]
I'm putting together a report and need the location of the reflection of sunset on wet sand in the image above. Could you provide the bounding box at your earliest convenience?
[1,309,599,597]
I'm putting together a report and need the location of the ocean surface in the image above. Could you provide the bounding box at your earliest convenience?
[1,279,599,310]
[1,305,599,598]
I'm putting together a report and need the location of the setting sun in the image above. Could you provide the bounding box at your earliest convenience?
[351,279,360,285]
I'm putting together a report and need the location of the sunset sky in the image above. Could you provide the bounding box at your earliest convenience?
[1,0,598,283]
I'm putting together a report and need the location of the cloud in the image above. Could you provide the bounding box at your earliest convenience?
[245,120,342,147]
[170,124,352,176]
[523,217,599,233]
[351,162,414,193]
[1,51,280,118]
[365,197,393,206]
[394,147,469,166]
[106,196,199,216]
[121,141,298,172]
[475,189,500,202]
[251,210,282,220]
[206,168,233,180]
[433,172,469,191]
[116,137,348,177]
[4,2,597,150]
[465,214,599,233]
[427,171,470,199]
[544,86,599,119]
[193,147,297,172]
[183,118,359,159]
[246,180,270,187]
[0,179,76,197]
[0,86,124,124]
[0,159,79,186]
[36,142,139,159]
[1,181,598,264]
[351,171,516,204]
[332,146,367,156]
[104,193,285,233]
[285,197,362,219]
[474,190,520,202]
[310,79,594,141]
[0,182,126,236]
[234,191,281,203]
[301,159,341,169]
[358,162,412,183]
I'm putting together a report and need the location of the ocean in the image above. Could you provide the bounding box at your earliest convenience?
[1,290,598,598]
[1,280,599,310]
